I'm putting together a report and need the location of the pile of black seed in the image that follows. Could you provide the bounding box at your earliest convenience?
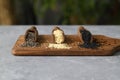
[21,32,39,47]
[79,39,100,49]
[79,30,100,49]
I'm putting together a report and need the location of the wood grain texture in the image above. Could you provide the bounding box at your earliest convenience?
[12,35,120,56]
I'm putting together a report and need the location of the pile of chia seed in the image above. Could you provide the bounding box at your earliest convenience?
[79,29,101,49]
[21,41,39,47]
[79,41,100,49]
[21,32,39,47]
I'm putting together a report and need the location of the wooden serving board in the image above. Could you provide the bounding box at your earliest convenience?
[12,35,120,56]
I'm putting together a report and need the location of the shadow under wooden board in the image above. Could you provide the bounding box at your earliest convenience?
[12,35,120,56]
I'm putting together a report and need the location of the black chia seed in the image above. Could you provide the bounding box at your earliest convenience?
[21,32,39,47]
[79,40,100,49]
[79,30,100,49]
[21,41,39,47]
[26,32,35,42]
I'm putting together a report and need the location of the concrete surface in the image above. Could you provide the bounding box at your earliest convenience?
[0,25,120,80]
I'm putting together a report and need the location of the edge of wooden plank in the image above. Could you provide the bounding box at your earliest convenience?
[12,35,120,56]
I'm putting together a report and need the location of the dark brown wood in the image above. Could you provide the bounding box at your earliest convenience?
[12,35,120,56]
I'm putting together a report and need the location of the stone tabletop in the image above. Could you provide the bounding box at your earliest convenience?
[0,25,120,80]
